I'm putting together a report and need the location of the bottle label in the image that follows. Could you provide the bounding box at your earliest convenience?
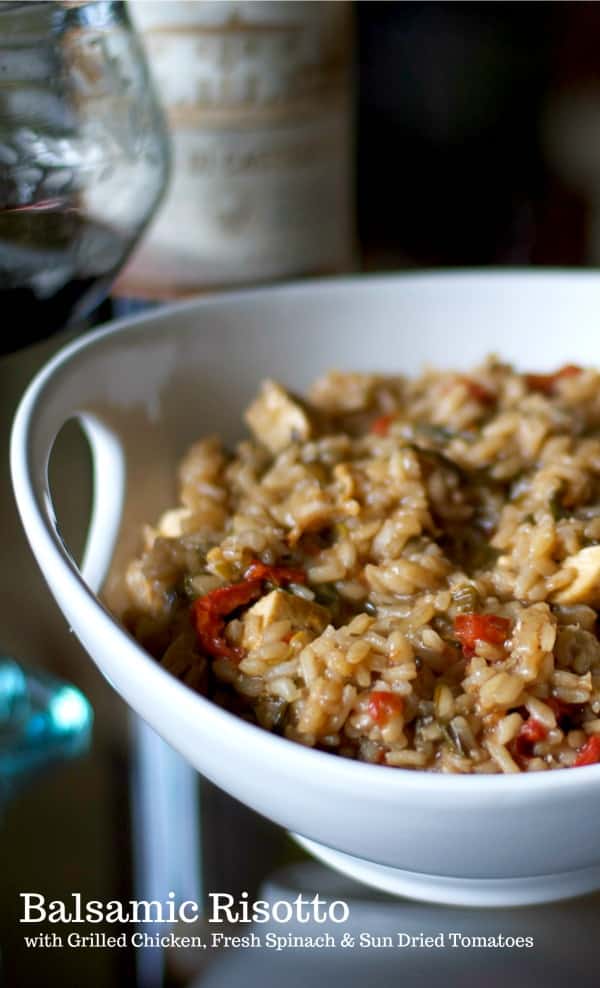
[122,1,355,294]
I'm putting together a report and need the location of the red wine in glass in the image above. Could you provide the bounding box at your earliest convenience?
[0,198,131,354]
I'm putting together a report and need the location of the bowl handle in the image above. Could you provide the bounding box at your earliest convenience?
[11,383,126,598]
[11,363,205,922]
[76,413,126,594]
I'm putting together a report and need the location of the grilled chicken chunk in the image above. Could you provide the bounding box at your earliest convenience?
[245,380,313,454]
[241,589,329,650]
[551,546,600,606]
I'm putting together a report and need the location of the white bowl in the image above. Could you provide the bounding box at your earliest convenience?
[11,271,600,907]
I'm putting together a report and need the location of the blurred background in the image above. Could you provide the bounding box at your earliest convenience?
[4,2,600,986]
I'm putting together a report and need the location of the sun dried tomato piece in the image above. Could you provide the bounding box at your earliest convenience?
[453,613,511,658]
[460,377,495,405]
[525,365,582,394]
[514,718,548,761]
[192,579,263,661]
[193,607,242,662]
[573,735,600,768]
[368,691,405,726]
[370,414,394,437]
[243,559,306,586]
[195,580,263,618]
[191,559,307,661]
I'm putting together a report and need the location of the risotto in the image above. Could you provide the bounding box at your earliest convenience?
[122,358,600,774]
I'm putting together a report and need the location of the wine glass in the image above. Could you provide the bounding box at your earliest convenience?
[0,0,169,351]
[0,0,169,788]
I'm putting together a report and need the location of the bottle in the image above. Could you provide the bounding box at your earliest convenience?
[117,0,356,299]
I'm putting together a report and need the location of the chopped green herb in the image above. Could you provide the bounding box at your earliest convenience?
[404,535,428,553]
[416,424,456,443]
[183,574,198,599]
[416,423,477,444]
[550,483,570,521]
[407,443,466,481]
[451,584,480,613]
[442,528,500,573]
[441,722,464,755]
[314,583,339,607]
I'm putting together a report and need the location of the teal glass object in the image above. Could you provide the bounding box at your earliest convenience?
[0,657,92,800]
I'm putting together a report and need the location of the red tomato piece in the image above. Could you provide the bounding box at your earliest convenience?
[368,691,405,726]
[192,579,263,661]
[460,377,495,404]
[243,560,306,586]
[453,613,511,658]
[195,580,263,618]
[573,735,600,768]
[514,718,548,760]
[191,559,307,661]
[370,414,394,437]
[193,607,242,662]
[525,364,582,394]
